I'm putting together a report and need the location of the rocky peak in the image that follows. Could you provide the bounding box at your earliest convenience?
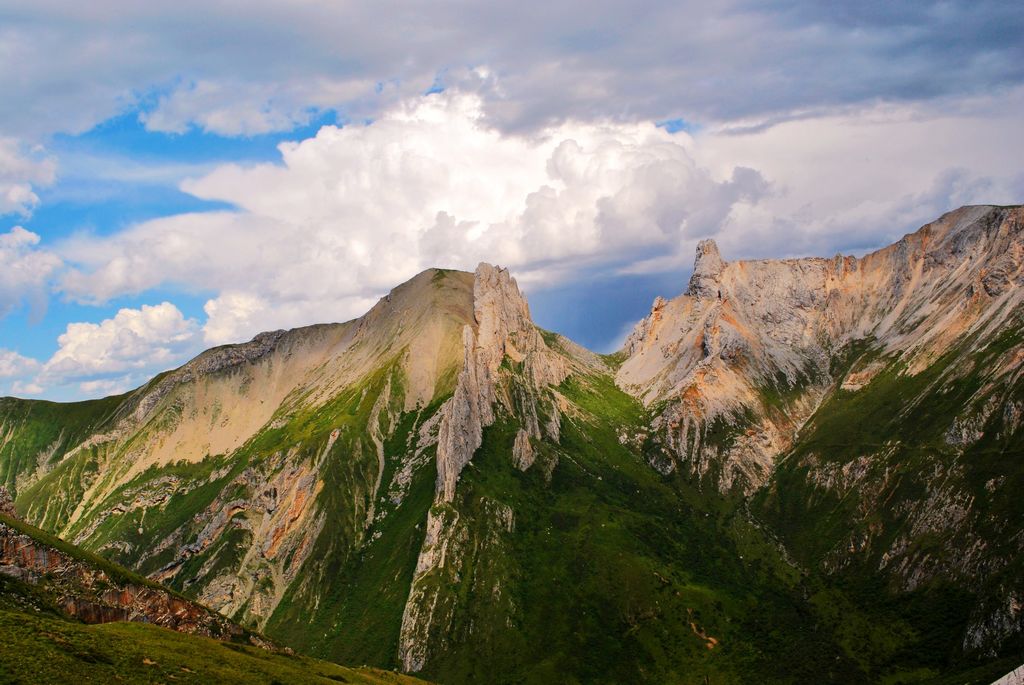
[433,263,570,502]
[687,239,726,299]
[473,262,533,373]
[619,204,1024,495]
[623,296,668,357]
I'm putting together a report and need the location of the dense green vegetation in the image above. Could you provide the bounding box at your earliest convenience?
[267,407,437,666]
[0,394,124,500]
[394,371,931,684]
[756,330,1024,680]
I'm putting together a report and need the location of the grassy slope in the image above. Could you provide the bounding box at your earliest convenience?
[403,371,889,684]
[0,394,125,500]
[756,329,1024,680]
[0,598,428,685]
[265,392,441,668]
[0,516,431,685]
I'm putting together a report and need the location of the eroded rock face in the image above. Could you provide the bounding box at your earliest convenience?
[618,205,1024,495]
[399,262,581,672]
[617,205,1024,657]
[687,239,726,299]
[433,263,570,502]
[0,520,250,643]
[398,498,516,673]
[511,429,535,471]
[149,443,329,628]
[435,326,490,502]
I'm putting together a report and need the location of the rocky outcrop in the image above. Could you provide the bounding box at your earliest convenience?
[398,498,516,673]
[511,429,535,471]
[686,239,726,299]
[435,326,490,502]
[130,329,290,422]
[0,519,254,644]
[618,205,1024,495]
[433,263,570,501]
[0,487,15,517]
[399,263,580,673]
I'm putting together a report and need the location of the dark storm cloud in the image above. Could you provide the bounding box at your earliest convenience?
[0,0,1021,139]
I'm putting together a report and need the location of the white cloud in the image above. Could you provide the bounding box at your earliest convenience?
[0,349,40,378]
[78,376,135,397]
[0,226,63,319]
[200,291,380,346]
[695,92,1024,260]
[1,2,1020,143]
[52,87,1024,346]
[37,302,199,386]
[139,78,383,136]
[59,91,765,343]
[0,139,56,216]
[11,380,44,396]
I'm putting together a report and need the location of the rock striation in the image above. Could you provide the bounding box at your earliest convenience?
[618,204,1024,658]
[0,517,255,644]
[399,262,579,672]
[433,263,570,502]
[618,205,1024,494]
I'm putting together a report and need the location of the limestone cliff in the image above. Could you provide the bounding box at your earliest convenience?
[618,205,1024,494]
[398,263,580,672]
[618,204,1024,658]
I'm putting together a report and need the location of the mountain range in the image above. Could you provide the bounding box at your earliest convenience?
[1,204,1022,683]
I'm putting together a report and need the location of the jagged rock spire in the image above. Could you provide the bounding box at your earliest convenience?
[687,239,726,299]
[433,263,570,502]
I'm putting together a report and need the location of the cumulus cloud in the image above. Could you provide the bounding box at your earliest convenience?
[0,139,56,216]
[58,92,766,343]
[77,376,136,397]
[0,226,63,319]
[36,302,199,387]
[10,380,44,396]
[694,92,1024,260]
[52,86,1024,347]
[0,349,40,379]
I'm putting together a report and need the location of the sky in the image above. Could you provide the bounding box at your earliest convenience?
[1,1,1023,401]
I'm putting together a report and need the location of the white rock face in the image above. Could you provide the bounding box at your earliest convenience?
[511,428,535,471]
[433,262,571,501]
[686,239,726,299]
[617,205,1024,494]
[435,325,489,502]
[400,261,584,672]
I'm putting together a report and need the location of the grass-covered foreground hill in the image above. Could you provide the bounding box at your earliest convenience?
[0,512,430,684]
[1,206,1023,683]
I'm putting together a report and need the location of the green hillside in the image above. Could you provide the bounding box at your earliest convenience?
[0,512,430,685]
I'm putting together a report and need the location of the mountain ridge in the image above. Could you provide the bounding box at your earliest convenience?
[1,204,1022,683]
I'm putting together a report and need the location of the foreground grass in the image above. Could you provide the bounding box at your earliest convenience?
[0,606,429,685]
